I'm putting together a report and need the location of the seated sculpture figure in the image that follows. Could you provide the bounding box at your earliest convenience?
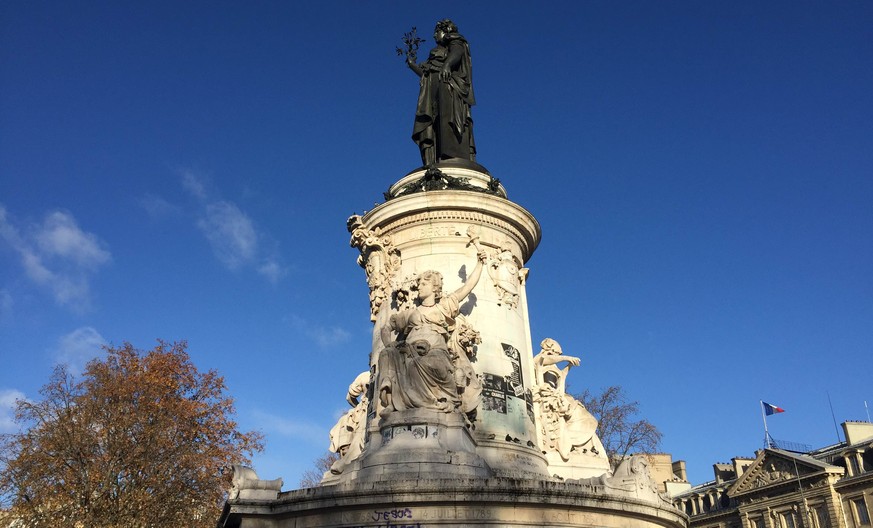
[533,338,605,462]
[327,371,370,475]
[377,249,486,416]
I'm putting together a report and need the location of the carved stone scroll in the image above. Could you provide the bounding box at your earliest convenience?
[348,215,401,322]
[229,465,283,499]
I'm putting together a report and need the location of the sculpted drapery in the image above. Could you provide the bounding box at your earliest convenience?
[408,19,476,165]
[378,251,486,416]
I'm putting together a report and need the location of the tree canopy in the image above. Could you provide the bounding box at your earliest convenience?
[577,385,662,467]
[0,341,263,528]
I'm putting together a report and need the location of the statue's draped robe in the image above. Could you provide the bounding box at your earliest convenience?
[379,295,462,412]
[412,34,476,164]
[535,383,601,461]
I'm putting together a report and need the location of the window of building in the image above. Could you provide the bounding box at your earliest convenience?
[780,511,797,528]
[863,449,873,472]
[854,498,871,525]
[849,455,862,476]
[751,517,765,528]
[811,506,830,528]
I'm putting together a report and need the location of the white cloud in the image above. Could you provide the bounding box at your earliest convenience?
[179,170,284,281]
[0,388,26,433]
[197,201,258,269]
[250,409,325,445]
[288,315,352,348]
[0,205,111,310]
[257,258,285,283]
[310,326,352,348]
[0,289,12,322]
[34,211,111,269]
[55,326,107,376]
[181,170,208,200]
[140,193,181,219]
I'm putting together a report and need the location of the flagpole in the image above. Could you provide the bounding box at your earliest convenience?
[760,400,771,448]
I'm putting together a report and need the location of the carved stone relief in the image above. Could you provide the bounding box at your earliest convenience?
[485,241,527,309]
[376,238,487,420]
[733,455,819,496]
[572,455,671,506]
[348,215,402,322]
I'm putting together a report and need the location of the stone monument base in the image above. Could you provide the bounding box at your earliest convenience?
[219,477,687,528]
[324,409,492,484]
[543,450,612,480]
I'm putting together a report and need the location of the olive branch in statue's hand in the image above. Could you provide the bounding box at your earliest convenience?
[396,27,425,64]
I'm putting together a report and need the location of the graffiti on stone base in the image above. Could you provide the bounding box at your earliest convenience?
[372,508,413,522]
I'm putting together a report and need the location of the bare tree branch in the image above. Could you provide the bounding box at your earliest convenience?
[299,452,340,488]
[577,385,662,467]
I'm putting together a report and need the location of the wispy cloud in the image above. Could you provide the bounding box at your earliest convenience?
[34,211,111,268]
[55,326,107,376]
[180,171,285,281]
[250,409,326,445]
[140,193,181,219]
[181,170,208,200]
[198,201,257,269]
[0,388,26,433]
[287,314,351,348]
[0,205,111,311]
[257,258,284,283]
[0,289,12,322]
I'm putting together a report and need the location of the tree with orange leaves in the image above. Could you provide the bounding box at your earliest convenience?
[0,341,263,527]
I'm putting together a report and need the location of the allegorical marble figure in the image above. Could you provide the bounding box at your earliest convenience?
[378,248,487,415]
[327,371,370,475]
[533,339,606,462]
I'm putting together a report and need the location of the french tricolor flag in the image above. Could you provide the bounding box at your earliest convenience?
[762,401,786,416]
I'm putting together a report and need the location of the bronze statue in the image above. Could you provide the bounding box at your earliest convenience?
[404,20,476,166]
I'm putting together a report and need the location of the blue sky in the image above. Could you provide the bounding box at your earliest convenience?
[1,1,871,486]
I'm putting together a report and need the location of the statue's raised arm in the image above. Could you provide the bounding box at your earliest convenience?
[377,241,487,415]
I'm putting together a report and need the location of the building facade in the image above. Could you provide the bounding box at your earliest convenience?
[671,421,873,528]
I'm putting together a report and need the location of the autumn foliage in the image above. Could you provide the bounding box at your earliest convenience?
[0,341,263,527]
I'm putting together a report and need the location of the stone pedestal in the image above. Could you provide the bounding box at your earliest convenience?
[360,165,547,478]
[220,477,688,528]
[327,409,492,484]
[219,164,687,528]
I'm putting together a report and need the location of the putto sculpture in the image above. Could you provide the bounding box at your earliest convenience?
[402,19,476,166]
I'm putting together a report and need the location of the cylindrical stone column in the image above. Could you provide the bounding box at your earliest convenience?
[360,167,547,476]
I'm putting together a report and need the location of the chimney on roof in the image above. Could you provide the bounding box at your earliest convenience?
[842,421,873,445]
[672,460,687,482]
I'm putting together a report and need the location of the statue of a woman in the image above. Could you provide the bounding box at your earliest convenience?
[407,19,476,166]
[377,249,487,415]
[532,339,605,462]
